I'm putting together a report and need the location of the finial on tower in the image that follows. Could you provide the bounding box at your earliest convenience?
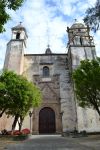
[19,22,22,25]
[74,19,78,23]
[45,44,52,54]
[47,44,50,48]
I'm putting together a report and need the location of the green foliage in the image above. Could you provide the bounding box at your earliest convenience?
[73,58,100,116]
[0,82,6,110]
[0,0,24,33]
[5,0,24,10]
[84,0,100,32]
[0,70,42,118]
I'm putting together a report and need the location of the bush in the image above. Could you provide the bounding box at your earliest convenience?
[21,128,30,135]
[13,130,22,135]
[0,128,30,136]
[1,129,8,135]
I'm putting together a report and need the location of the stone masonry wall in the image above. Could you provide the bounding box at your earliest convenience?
[23,54,76,133]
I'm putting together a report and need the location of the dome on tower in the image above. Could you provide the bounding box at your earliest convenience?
[12,23,25,30]
[71,20,85,29]
[12,22,28,37]
[71,23,85,29]
[45,45,52,54]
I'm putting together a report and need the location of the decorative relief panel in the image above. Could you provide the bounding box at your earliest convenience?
[33,75,60,102]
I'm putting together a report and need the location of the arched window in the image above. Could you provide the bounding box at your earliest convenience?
[16,32,20,39]
[43,66,49,77]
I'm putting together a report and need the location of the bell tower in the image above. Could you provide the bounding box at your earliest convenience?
[67,21,98,132]
[67,21,96,71]
[4,23,28,74]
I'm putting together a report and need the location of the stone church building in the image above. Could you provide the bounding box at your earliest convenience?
[0,21,100,134]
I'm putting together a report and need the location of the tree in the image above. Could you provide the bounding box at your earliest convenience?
[0,82,6,117]
[0,0,24,33]
[84,0,100,32]
[73,58,100,116]
[0,70,42,131]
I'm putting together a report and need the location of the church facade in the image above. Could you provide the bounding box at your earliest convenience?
[1,22,100,134]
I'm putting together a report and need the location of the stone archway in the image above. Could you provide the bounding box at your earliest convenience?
[39,107,56,134]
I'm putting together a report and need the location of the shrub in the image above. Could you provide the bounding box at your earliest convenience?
[13,130,22,135]
[21,128,30,135]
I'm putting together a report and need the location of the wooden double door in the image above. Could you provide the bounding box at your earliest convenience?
[39,107,56,134]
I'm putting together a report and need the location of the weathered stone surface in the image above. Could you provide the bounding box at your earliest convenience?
[1,22,100,134]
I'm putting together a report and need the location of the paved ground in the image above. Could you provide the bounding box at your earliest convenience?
[0,137,16,150]
[1,134,100,150]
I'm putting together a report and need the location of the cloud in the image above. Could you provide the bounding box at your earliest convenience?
[0,0,99,69]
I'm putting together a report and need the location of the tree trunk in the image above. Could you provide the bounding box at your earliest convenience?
[90,98,100,116]
[0,108,6,117]
[18,116,24,131]
[92,102,100,116]
[94,104,100,116]
[12,114,19,131]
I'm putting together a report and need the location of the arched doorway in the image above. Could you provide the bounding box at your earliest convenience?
[39,107,56,134]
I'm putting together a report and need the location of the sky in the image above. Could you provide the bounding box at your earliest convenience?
[0,0,100,69]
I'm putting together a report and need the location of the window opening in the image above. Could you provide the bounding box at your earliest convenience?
[43,66,49,77]
[16,32,20,39]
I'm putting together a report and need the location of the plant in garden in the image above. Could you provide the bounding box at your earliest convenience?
[0,70,42,131]
[73,58,100,116]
